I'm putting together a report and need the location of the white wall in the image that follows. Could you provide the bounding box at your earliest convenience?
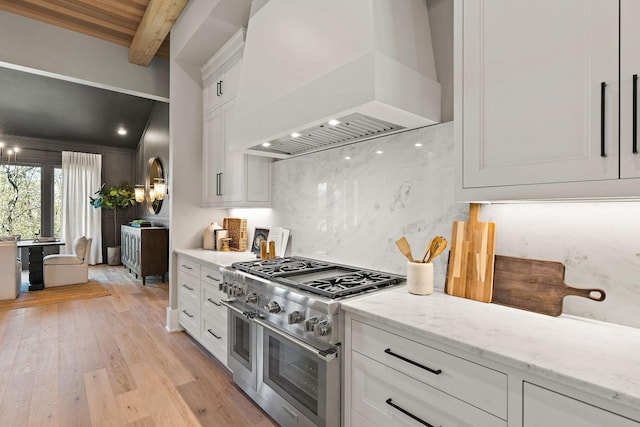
[0,11,169,100]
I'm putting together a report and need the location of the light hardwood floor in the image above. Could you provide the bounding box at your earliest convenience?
[0,265,277,427]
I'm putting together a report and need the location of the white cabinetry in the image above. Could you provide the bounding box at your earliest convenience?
[347,318,507,427]
[455,0,640,201]
[523,382,640,427]
[176,254,228,367]
[201,29,271,208]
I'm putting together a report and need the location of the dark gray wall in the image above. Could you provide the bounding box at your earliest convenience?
[136,101,170,227]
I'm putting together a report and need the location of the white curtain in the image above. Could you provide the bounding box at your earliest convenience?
[61,152,102,265]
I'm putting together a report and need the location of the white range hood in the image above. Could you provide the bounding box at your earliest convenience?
[229,0,441,159]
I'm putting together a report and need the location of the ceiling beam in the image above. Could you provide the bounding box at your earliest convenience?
[129,0,187,66]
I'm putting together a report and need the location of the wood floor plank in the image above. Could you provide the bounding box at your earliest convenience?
[0,265,277,427]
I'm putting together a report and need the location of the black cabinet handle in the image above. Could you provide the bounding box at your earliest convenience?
[181,284,194,291]
[182,264,193,270]
[182,310,194,318]
[384,348,442,375]
[385,399,433,427]
[634,74,638,154]
[216,80,222,96]
[207,328,222,339]
[205,274,221,282]
[219,80,223,96]
[207,298,222,306]
[215,173,222,196]
[601,81,607,157]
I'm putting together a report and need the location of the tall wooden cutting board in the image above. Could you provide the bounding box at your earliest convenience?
[445,204,496,302]
[492,255,606,316]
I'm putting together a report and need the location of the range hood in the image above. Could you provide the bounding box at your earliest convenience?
[228,0,441,159]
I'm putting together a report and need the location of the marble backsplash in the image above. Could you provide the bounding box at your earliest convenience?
[232,121,640,329]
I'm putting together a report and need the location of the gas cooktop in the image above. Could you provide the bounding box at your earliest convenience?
[231,256,405,299]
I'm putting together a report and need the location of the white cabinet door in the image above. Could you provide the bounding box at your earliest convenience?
[620,0,640,178]
[523,382,640,427]
[246,155,271,203]
[202,107,225,206]
[461,0,619,189]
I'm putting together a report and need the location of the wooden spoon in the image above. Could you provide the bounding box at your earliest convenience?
[395,237,415,263]
[425,236,448,263]
[420,236,435,263]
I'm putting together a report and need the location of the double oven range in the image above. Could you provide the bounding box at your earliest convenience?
[220,256,404,427]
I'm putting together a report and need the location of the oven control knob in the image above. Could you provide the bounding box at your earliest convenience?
[219,282,229,293]
[304,317,319,332]
[288,311,304,324]
[265,301,282,314]
[229,284,245,298]
[245,292,258,304]
[313,320,331,337]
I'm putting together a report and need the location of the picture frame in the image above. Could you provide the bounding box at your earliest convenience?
[251,227,270,254]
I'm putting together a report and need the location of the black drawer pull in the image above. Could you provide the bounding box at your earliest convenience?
[633,74,638,154]
[385,399,433,427]
[384,348,442,375]
[182,264,193,270]
[207,329,221,339]
[182,310,194,318]
[601,81,607,157]
[207,298,222,306]
[181,284,194,291]
[206,274,221,282]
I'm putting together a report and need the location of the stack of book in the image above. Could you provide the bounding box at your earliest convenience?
[129,220,152,228]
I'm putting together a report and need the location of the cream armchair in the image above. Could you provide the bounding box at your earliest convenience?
[43,236,92,287]
[0,240,21,300]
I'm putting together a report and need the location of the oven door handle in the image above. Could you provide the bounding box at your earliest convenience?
[253,317,338,362]
[221,300,245,315]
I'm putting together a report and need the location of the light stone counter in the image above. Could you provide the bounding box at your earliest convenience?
[174,248,257,266]
[341,286,640,409]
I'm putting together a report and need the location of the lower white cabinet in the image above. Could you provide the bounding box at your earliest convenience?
[345,314,640,427]
[176,255,228,367]
[523,382,640,427]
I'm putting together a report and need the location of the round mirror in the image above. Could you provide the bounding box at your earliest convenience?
[147,157,164,214]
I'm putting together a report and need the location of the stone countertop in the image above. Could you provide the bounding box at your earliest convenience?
[174,248,257,267]
[341,287,640,410]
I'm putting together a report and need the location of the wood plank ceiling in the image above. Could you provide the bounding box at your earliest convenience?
[0,0,188,66]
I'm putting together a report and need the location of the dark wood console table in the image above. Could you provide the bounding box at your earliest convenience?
[121,225,168,285]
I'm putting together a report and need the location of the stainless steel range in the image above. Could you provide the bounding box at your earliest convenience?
[220,256,404,427]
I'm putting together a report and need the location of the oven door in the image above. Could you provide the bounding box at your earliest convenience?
[255,318,340,427]
[224,302,257,392]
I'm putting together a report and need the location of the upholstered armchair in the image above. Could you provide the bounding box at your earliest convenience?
[0,240,21,300]
[43,236,92,287]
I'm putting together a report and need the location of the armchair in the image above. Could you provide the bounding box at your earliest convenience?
[43,236,92,287]
[0,240,21,300]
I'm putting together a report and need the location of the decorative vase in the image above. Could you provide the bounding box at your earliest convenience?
[107,246,121,266]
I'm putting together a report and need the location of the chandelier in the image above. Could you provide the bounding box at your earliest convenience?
[0,142,19,164]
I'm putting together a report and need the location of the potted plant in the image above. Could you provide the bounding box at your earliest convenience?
[89,183,136,265]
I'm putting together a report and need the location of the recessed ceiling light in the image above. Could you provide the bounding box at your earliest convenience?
[415,143,423,147]
[291,132,301,138]
[328,119,341,126]
[262,142,272,147]
[117,127,127,136]
[344,156,351,160]
[376,150,383,154]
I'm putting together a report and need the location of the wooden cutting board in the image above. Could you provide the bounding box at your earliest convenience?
[492,255,606,316]
[445,203,496,302]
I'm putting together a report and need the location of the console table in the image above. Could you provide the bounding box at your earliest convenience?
[121,225,168,285]
[17,239,65,291]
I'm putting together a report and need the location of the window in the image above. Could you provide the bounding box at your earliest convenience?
[0,164,42,238]
[53,167,62,237]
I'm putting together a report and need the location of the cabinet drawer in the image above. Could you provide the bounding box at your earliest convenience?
[178,257,201,277]
[201,265,223,288]
[178,298,200,338]
[201,313,228,366]
[177,272,200,306]
[202,283,227,321]
[523,382,640,427]
[351,320,507,419]
[351,351,506,427]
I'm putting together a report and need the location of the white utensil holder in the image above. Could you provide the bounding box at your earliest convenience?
[406,261,434,295]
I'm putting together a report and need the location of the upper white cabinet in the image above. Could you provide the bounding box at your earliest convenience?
[201,29,271,209]
[455,0,640,201]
